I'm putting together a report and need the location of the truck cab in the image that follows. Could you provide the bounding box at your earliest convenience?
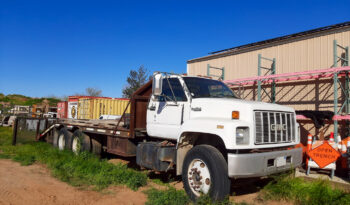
[145,72,302,200]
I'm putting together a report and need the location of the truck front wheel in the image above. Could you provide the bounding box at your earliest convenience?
[182,145,230,201]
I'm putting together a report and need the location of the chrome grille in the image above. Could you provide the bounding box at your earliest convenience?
[254,111,295,144]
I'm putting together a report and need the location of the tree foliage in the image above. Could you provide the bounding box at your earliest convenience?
[122,65,150,98]
[85,87,102,97]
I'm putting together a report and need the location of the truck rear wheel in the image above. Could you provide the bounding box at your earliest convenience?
[57,128,73,150]
[71,130,91,154]
[52,127,60,147]
[182,145,230,201]
[91,138,102,156]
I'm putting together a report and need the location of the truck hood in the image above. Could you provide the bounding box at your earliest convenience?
[190,98,295,121]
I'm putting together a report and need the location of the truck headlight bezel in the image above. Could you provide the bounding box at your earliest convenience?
[236,127,249,145]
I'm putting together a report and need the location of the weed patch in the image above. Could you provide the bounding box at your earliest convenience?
[0,127,147,190]
[145,187,248,205]
[145,187,189,205]
[196,194,249,205]
[261,174,350,205]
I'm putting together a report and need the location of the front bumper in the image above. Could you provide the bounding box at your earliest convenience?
[227,147,302,178]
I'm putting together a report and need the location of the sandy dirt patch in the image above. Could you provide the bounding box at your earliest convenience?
[0,159,147,205]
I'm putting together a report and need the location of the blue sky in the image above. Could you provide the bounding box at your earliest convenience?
[1,0,349,98]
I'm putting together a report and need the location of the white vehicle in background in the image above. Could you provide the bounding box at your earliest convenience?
[99,115,121,120]
[43,112,57,118]
[1,115,17,126]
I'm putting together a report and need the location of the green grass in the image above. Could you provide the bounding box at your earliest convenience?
[0,127,147,190]
[261,173,350,205]
[195,195,241,205]
[145,187,190,205]
[145,187,250,205]
[0,126,12,146]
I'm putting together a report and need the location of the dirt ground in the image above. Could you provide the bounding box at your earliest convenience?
[0,159,147,205]
[0,158,287,205]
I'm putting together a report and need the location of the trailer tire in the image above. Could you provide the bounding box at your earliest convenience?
[46,129,54,144]
[182,145,230,201]
[52,127,60,147]
[71,130,91,154]
[91,138,102,156]
[57,128,73,150]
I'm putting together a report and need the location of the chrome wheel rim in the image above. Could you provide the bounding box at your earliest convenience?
[72,137,81,154]
[187,159,211,196]
[58,134,65,150]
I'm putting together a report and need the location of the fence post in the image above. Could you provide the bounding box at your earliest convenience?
[12,117,19,145]
[36,119,41,141]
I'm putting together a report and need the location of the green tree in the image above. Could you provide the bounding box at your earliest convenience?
[122,65,150,98]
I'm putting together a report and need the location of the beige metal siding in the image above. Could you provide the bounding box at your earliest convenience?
[187,28,350,138]
[188,28,350,79]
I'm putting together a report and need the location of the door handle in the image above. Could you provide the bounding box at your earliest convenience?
[149,105,156,111]
[191,107,201,111]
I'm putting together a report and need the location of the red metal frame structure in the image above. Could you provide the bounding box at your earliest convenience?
[224,66,350,142]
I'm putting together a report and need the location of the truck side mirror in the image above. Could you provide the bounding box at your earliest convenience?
[152,72,163,96]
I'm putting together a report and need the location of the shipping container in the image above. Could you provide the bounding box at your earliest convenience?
[57,101,68,118]
[68,96,111,119]
[77,98,130,119]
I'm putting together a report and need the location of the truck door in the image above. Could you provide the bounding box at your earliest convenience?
[147,77,187,139]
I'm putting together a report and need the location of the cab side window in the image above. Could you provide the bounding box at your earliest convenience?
[158,78,187,102]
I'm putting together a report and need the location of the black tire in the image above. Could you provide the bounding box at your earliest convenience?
[91,138,102,156]
[57,128,73,150]
[52,127,60,147]
[71,130,91,154]
[182,145,230,201]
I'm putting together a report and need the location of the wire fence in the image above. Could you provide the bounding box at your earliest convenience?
[12,117,57,145]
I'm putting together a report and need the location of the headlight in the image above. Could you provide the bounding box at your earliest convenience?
[236,127,249,145]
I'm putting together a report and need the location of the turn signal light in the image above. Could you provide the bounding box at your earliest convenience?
[232,111,239,119]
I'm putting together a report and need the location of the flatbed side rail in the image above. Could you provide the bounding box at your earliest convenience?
[56,118,131,138]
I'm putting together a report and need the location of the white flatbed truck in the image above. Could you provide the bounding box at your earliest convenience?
[36,72,302,201]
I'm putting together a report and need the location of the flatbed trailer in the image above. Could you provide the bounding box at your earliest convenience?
[39,80,154,157]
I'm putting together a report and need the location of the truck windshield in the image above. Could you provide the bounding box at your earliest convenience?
[183,77,238,98]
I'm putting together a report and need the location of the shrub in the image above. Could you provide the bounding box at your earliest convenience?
[261,174,350,205]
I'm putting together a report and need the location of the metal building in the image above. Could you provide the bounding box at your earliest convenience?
[187,21,350,141]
